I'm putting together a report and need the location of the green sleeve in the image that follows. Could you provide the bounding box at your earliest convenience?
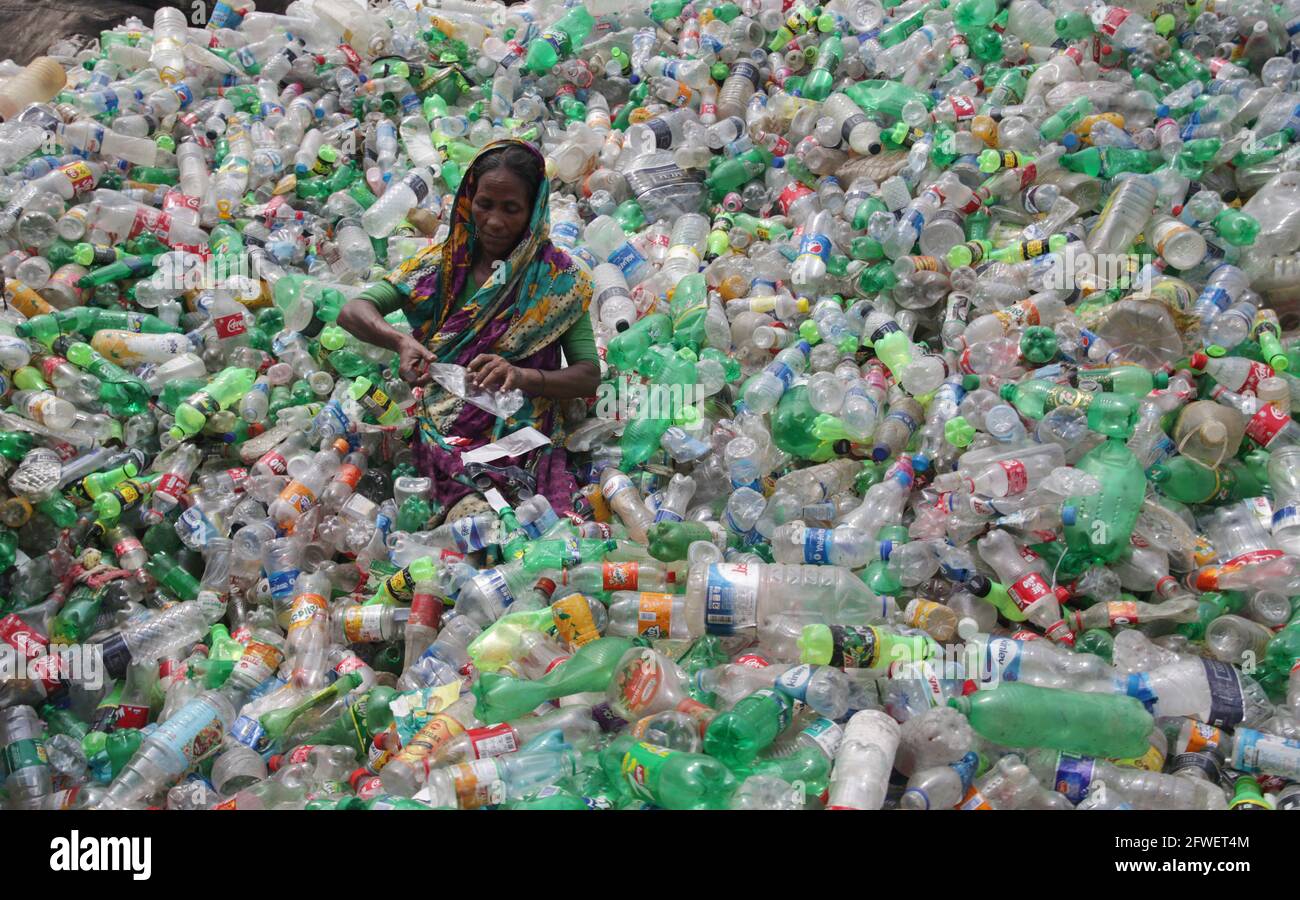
[359,280,405,317]
[560,312,599,367]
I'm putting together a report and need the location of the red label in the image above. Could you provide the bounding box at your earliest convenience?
[1238,362,1271,395]
[62,161,96,194]
[1246,404,1291,446]
[778,183,814,217]
[214,312,246,340]
[948,95,977,119]
[1099,6,1130,36]
[258,451,288,475]
[113,704,150,730]
[1108,600,1138,626]
[338,43,362,71]
[602,561,639,591]
[734,653,770,669]
[1007,572,1052,611]
[467,723,518,759]
[157,472,189,500]
[409,593,443,630]
[227,467,249,488]
[998,460,1028,495]
[163,190,200,214]
[129,206,172,240]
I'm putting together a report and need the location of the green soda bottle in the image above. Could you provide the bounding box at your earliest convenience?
[802,35,843,101]
[703,687,795,768]
[798,623,934,669]
[259,672,363,748]
[1040,96,1092,141]
[999,380,1138,437]
[949,683,1153,758]
[523,6,594,74]
[49,585,105,644]
[772,385,837,460]
[669,274,709,353]
[1077,364,1168,396]
[606,313,672,372]
[600,734,738,809]
[1060,438,1147,565]
[169,366,257,440]
[144,554,200,602]
[1148,455,1269,505]
[646,521,727,561]
[739,717,838,797]
[472,636,634,723]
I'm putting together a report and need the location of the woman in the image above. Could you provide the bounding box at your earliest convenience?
[337,139,601,523]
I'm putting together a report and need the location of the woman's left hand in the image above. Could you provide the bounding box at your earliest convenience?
[468,354,522,392]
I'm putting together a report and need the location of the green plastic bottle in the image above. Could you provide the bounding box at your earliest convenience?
[169,367,257,441]
[1149,456,1269,505]
[949,683,1153,758]
[703,688,795,768]
[473,636,634,723]
[999,380,1139,437]
[606,313,672,372]
[600,734,738,809]
[523,6,593,73]
[1061,438,1148,565]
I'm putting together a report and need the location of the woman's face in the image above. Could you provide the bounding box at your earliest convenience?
[472,167,533,261]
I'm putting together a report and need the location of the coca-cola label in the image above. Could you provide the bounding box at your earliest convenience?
[1006,572,1051,611]
[1246,405,1291,446]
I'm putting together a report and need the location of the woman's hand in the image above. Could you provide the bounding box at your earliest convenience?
[467,353,523,392]
[397,336,435,386]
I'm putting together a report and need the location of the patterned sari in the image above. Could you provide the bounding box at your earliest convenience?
[380,139,592,517]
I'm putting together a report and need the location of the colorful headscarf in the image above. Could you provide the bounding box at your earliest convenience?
[381,139,591,447]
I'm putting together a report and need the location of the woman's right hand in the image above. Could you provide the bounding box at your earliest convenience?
[397,336,435,386]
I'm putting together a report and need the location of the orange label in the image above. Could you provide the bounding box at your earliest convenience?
[636,593,674,638]
[287,592,326,634]
[394,714,465,774]
[959,786,992,810]
[277,481,316,514]
[6,283,55,317]
[551,593,600,647]
[602,561,639,592]
[335,464,364,489]
[907,599,944,630]
[1183,722,1223,754]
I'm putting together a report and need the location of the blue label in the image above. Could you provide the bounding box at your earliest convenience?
[1052,752,1095,804]
[607,242,647,279]
[653,507,684,524]
[450,516,487,552]
[229,714,272,755]
[775,665,814,703]
[985,637,1022,683]
[803,527,833,564]
[704,565,738,635]
[768,361,797,390]
[149,696,227,775]
[1125,672,1156,711]
[268,568,300,600]
[799,231,832,262]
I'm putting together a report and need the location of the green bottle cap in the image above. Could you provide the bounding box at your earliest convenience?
[945,415,976,447]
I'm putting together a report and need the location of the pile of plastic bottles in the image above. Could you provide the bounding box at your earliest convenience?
[6,0,1300,812]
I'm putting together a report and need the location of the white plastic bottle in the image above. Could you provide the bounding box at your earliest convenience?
[827,709,900,809]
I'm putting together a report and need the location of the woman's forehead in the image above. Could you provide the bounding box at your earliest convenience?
[476,168,531,197]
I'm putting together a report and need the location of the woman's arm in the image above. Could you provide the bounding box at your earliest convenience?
[336,297,435,385]
[468,355,601,399]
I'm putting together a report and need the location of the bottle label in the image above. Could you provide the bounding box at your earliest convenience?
[615,648,662,714]
[343,605,385,642]
[774,664,814,703]
[827,625,880,669]
[232,639,284,685]
[153,697,226,771]
[395,714,465,772]
[984,637,1022,683]
[409,594,444,630]
[1202,658,1245,728]
[214,312,247,339]
[621,741,672,802]
[601,561,639,591]
[450,757,504,809]
[551,593,600,647]
[703,563,759,635]
[1098,5,1131,35]
[802,527,833,564]
[157,473,189,501]
[287,592,327,636]
[958,785,993,810]
[1051,752,1096,804]
[636,592,675,638]
[778,183,814,217]
[731,60,761,89]
[998,460,1028,495]
[2,737,47,775]
[906,599,946,631]
[1245,404,1291,447]
[267,567,300,601]
[752,688,792,731]
[1006,572,1052,612]
[647,117,674,149]
[449,516,489,553]
[803,717,843,758]
[841,113,868,145]
[468,724,519,760]
[277,481,317,514]
[1104,600,1138,627]
[1230,728,1300,779]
